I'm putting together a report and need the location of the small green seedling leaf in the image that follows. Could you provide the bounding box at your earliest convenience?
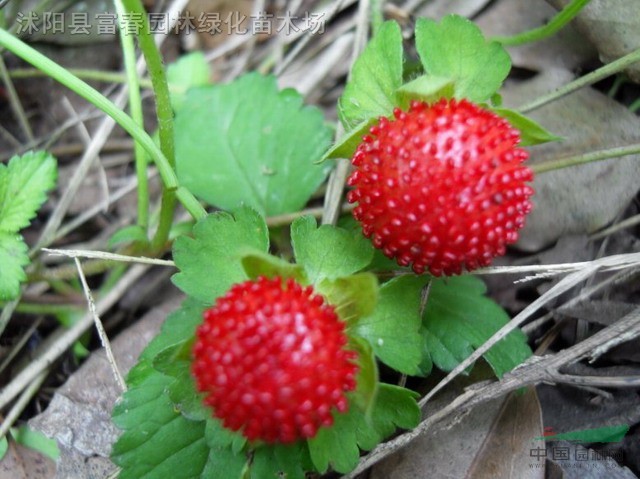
[172,207,269,304]
[422,275,532,377]
[415,15,511,103]
[353,275,429,375]
[10,425,59,461]
[0,233,29,300]
[493,108,563,146]
[0,151,57,233]
[175,73,333,215]
[291,216,374,283]
[167,51,211,112]
[240,251,307,283]
[320,117,377,162]
[0,436,7,461]
[396,75,455,106]
[316,273,379,325]
[339,21,404,129]
[108,224,148,248]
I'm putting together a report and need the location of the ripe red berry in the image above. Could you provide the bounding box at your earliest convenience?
[347,98,534,276]
[192,276,358,444]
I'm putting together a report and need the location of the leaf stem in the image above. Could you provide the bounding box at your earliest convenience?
[8,67,155,89]
[532,143,640,174]
[518,47,640,113]
[492,0,592,46]
[114,0,149,236]
[121,0,179,251]
[0,28,205,221]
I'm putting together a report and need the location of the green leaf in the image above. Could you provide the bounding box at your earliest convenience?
[396,75,455,106]
[308,383,419,474]
[349,336,379,416]
[240,251,307,283]
[0,233,29,300]
[172,207,269,304]
[167,52,211,112]
[0,151,57,233]
[320,118,377,162]
[10,425,59,461]
[493,108,563,146]
[415,15,511,103]
[0,436,7,461]
[174,73,333,215]
[112,371,211,479]
[422,275,532,378]
[353,275,429,375]
[250,443,308,479]
[291,216,374,283]
[339,21,404,129]
[316,273,378,325]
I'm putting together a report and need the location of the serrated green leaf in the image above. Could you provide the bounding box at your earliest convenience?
[308,383,419,474]
[353,275,429,375]
[316,273,378,325]
[205,418,246,451]
[0,233,29,300]
[339,21,404,129]
[112,372,210,479]
[291,216,374,283]
[172,207,269,304]
[320,118,377,162]
[240,251,307,283]
[422,275,531,378]
[0,151,57,233]
[396,75,455,106]
[175,73,333,215]
[493,108,563,146]
[415,15,511,103]
[167,51,211,112]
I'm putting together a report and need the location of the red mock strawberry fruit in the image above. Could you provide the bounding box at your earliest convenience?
[192,276,358,444]
[347,98,534,276]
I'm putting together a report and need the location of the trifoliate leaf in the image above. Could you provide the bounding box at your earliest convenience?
[493,108,563,146]
[422,275,532,378]
[320,118,377,162]
[240,251,307,283]
[174,73,333,215]
[339,21,404,130]
[0,151,57,233]
[172,207,269,304]
[0,233,29,300]
[316,273,379,325]
[415,15,511,103]
[352,275,429,375]
[291,216,374,283]
[167,52,211,112]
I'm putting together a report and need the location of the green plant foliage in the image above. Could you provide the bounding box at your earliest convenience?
[291,216,374,283]
[316,273,379,325]
[493,108,563,146]
[321,117,377,162]
[353,275,429,375]
[421,276,532,377]
[240,251,307,283]
[415,15,511,103]
[0,151,57,299]
[339,21,404,129]
[167,51,211,111]
[174,73,333,216]
[172,207,269,304]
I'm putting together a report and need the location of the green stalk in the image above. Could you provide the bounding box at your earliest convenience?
[532,143,640,174]
[121,0,178,252]
[114,0,149,237]
[492,0,592,46]
[0,28,206,221]
[518,47,640,113]
[9,67,154,89]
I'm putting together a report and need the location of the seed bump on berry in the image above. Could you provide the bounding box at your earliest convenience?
[192,276,358,444]
[347,98,534,276]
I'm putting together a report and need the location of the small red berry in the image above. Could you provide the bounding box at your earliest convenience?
[192,276,358,444]
[347,98,534,276]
